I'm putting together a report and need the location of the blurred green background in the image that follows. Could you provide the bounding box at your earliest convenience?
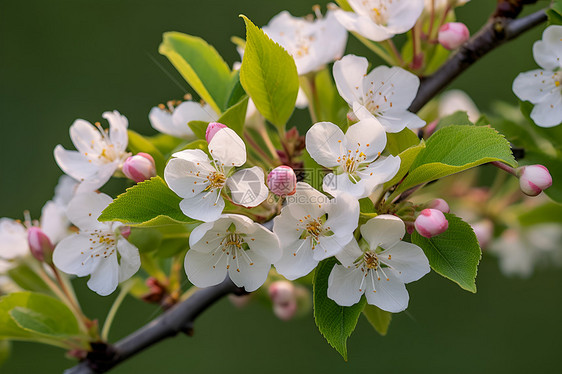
[1,0,561,373]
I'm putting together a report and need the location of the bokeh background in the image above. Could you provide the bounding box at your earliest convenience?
[1,0,561,372]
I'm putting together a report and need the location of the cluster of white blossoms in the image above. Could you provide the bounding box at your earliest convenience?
[513,25,562,128]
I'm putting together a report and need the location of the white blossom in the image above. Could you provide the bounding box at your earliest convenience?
[54,111,131,193]
[333,54,425,132]
[185,214,281,291]
[328,215,429,312]
[53,192,141,296]
[263,10,348,75]
[273,183,359,280]
[149,101,219,139]
[439,89,480,122]
[305,118,400,198]
[512,25,562,128]
[333,0,424,42]
[165,127,268,222]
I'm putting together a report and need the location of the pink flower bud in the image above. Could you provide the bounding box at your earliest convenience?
[205,122,227,143]
[438,22,470,50]
[120,226,131,239]
[268,280,295,304]
[428,198,450,213]
[122,153,156,183]
[27,227,54,264]
[414,209,449,238]
[273,298,297,321]
[471,219,494,249]
[517,165,552,196]
[267,166,297,197]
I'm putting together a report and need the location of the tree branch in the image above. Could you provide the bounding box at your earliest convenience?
[65,278,244,374]
[409,8,547,113]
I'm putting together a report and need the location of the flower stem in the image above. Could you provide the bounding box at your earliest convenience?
[352,32,396,65]
[101,280,134,341]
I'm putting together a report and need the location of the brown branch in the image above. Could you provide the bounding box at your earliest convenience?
[409,8,547,113]
[64,278,245,374]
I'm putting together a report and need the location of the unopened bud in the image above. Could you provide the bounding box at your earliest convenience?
[414,209,449,238]
[267,166,297,197]
[205,122,227,143]
[438,22,470,50]
[122,153,156,183]
[273,298,297,321]
[428,198,450,213]
[268,280,295,304]
[517,165,552,196]
[471,219,494,249]
[27,227,54,264]
[120,226,131,239]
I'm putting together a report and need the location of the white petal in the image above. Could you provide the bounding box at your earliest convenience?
[246,224,282,263]
[53,233,100,277]
[53,175,78,207]
[533,26,562,71]
[333,10,393,41]
[355,155,401,196]
[283,182,327,219]
[188,221,216,248]
[54,145,99,181]
[327,264,364,306]
[385,0,424,34]
[87,254,119,296]
[227,167,269,208]
[364,66,420,111]
[274,239,318,280]
[513,69,557,103]
[272,212,302,246]
[184,249,228,288]
[69,119,103,156]
[117,238,141,282]
[335,238,363,267]
[295,88,309,108]
[66,192,113,231]
[305,122,346,168]
[364,270,409,313]
[324,193,360,239]
[0,219,28,260]
[164,157,212,199]
[208,128,246,167]
[345,116,387,160]
[149,107,181,138]
[530,92,562,128]
[228,251,271,292]
[74,161,119,194]
[323,172,367,198]
[360,215,405,249]
[173,101,217,135]
[179,191,225,222]
[103,110,129,152]
[333,54,368,105]
[313,233,353,261]
[380,241,430,283]
[40,201,70,245]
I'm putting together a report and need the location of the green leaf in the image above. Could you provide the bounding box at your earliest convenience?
[218,96,249,137]
[0,340,11,367]
[310,68,348,128]
[225,70,247,108]
[436,111,472,130]
[159,32,234,113]
[313,258,366,361]
[99,176,195,225]
[386,128,420,156]
[149,134,184,156]
[425,44,451,75]
[518,202,562,226]
[239,15,299,131]
[127,130,167,174]
[0,292,84,346]
[392,125,517,196]
[521,150,562,203]
[547,1,562,25]
[302,149,325,191]
[412,214,481,293]
[127,228,163,253]
[334,0,353,11]
[188,120,209,141]
[383,141,426,189]
[362,304,392,336]
[7,264,51,294]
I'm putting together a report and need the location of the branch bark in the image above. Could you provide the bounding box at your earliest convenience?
[409,8,547,113]
[65,278,244,374]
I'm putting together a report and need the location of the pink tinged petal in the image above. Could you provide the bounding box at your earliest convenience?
[324,193,360,239]
[0,219,28,260]
[345,116,387,161]
[116,238,141,283]
[103,110,129,152]
[512,69,558,104]
[414,209,449,238]
[246,225,282,263]
[164,157,211,199]
[327,264,365,306]
[305,122,346,168]
[274,239,317,280]
[313,234,353,262]
[66,192,113,231]
[438,22,470,50]
[360,215,405,249]
[40,201,70,245]
[87,254,119,296]
[364,270,409,313]
[530,92,562,128]
[69,119,104,155]
[184,249,228,288]
[178,191,225,223]
[52,233,101,277]
[171,148,214,166]
[335,238,363,267]
[533,26,562,71]
[333,54,368,105]
[379,241,430,284]
[54,145,99,181]
[122,153,156,183]
[208,128,246,167]
[205,122,228,143]
[227,167,269,208]
[228,251,271,292]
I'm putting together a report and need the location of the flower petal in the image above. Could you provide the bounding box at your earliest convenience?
[274,239,317,280]
[66,192,112,231]
[164,156,212,199]
[179,191,225,222]
[533,25,562,71]
[335,238,363,267]
[208,128,246,167]
[117,238,141,283]
[53,233,101,277]
[344,115,387,161]
[313,233,353,261]
[305,122,346,168]
[530,92,562,128]
[40,201,70,245]
[228,251,271,292]
[513,69,558,104]
[74,161,119,194]
[246,225,282,263]
[172,101,218,136]
[227,167,269,208]
[364,66,420,111]
[0,219,28,260]
[324,193,360,239]
[327,264,365,306]
[364,270,409,313]
[69,119,104,156]
[54,145,99,181]
[184,249,228,288]
[380,241,430,283]
[333,10,393,41]
[333,54,368,106]
[360,214,405,249]
[355,155,401,196]
[87,254,119,296]
[103,110,129,152]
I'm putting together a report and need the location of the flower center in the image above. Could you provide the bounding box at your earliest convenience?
[363,251,379,270]
[207,171,226,189]
[363,0,389,24]
[80,230,117,265]
[209,232,255,272]
[296,215,331,250]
